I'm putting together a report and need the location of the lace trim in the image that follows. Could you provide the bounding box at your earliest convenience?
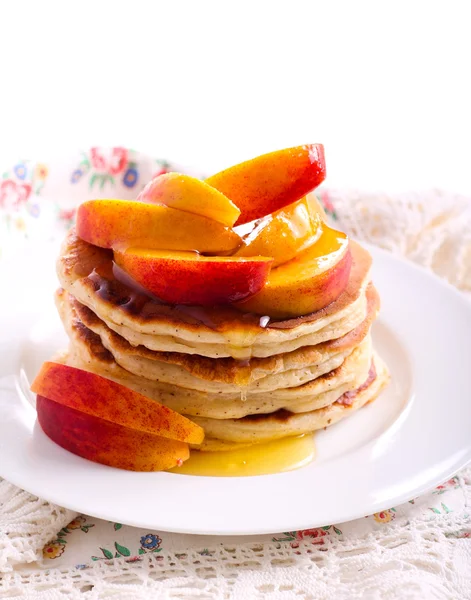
[1,468,469,598]
[325,188,471,295]
[2,514,470,598]
[0,480,75,574]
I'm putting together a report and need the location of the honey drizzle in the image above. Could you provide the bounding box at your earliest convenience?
[168,435,316,477]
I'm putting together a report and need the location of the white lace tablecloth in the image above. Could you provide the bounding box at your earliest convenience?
[1,149,470,599]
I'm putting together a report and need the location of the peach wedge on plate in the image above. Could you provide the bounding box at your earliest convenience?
[37,396,190,472]
[32,363,204,471]
[32,362,204,444]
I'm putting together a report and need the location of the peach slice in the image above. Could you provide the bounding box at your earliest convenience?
[137,173,241,227]
[114,248,273,305]
[235,196,323,267]
[76,199,241,254]
[236,225,352,318]
[206,144,325,225]
[37,396,189,472]
[31,362,204,444]
[305,192,327,220]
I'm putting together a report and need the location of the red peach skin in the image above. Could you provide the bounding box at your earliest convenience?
[114,249,273,305]
[32,363,204,444]
[36,396,189,472]
[206,144,326,225]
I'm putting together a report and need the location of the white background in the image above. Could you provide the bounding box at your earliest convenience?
[0,0,470,192]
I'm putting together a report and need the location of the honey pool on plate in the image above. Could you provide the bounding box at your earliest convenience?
[168,434,316,477]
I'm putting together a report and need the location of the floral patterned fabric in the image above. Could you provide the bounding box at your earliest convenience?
[33,474,468,570]
[0,147,178,261]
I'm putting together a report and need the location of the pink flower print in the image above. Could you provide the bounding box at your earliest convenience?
[319,190,336,215]
[152,161,172,179]
[0,179,32,210]
[89,147,129,175]
[58,207,76,229]
[109,147,129,175]
[434,477,460,495]
[90,148,107,170]
[295,528,329,544]
[0,180,15,208]
[59,208,76,221]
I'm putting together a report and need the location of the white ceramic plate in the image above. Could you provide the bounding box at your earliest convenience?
[0,242,470,535]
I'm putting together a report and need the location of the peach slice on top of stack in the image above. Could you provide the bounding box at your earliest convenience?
[114,249,274,306]
[34,143,355,471]
[99,143,345,314]
[206,144,326,225]
[76,196,242,254]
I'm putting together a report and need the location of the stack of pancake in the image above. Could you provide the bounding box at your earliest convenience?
[55,229,389,451]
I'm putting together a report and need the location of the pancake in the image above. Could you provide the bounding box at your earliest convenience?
[66,336,373,416]
[54,343,387,447]
[61,284,379,393]
[53,226,389,453]
[56,289,374,418]
[192,355,390,445]
[57,230,372,359]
